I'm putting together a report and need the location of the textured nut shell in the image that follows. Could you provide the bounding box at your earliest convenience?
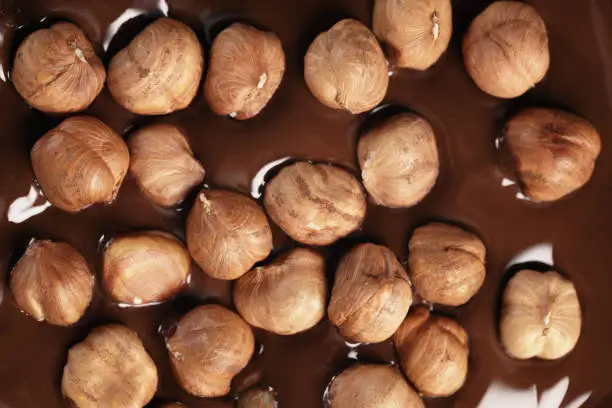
[503,108,601,202]
[12,22,105,113]
[31,116,130,213]
[237,388,276,408]
[166,304,255,397]
[205,23,285,119]
[373,0,452,70]
[234,248,327,335]
[10,240,93,326]
[358,113,439,208]
[187,189,273,280]
[501,270,581,360]
[129,123,204,207]
[394,307,468,397]
[304,19,389,114]
[108,18,203,115]
[62,324,158,408]
[264,162,366,246]
[328,243,412,343]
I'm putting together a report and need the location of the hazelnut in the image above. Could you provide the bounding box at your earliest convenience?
[62,324,158,408]
[108,18,203,115]
[129,123,205,207]
[264,162,366,246]
[237,387,276,408]
[234,248,327,335]
[408,222,486,306]
[31,116,130,213]
[500,270,581,360]
[328,243,412,343]
[10,239,93,326]
[186,189,273,280]
[394,307,468,397]
[12,22,105,113]
[502,107,602,202]
[205,23,285,119]
[463,1,550,98]
[358,113,439,208]
[166,304,255,398]
[304,19,389,114]
[373,0,452,70]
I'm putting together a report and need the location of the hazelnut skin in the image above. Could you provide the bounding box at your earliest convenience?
[408,222,486,306]
[394,307,468,397]
[166,304,255,398]
[237,387,276,408]
[358,113,439,208]
[328,243,412,343]
[304,19,389,114]
[205,23,285,119]
[108,18,203,115]
[264,162,366,246]
[12,22,105,113]
[234,248,327,335]
[463,1,549,98]
[62,324,158,408]
[501,270,581,360]
[186,189,273,280]
[502,107,602,202]
[10,239,93,326]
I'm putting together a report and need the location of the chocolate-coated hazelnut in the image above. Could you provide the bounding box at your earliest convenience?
[234,248,327,335]
[328,243,412,343]
[31,116,130,213]
[237,387,276,408]
[264,162,366,246]
[304,19,388,114]
[186,189,273,280]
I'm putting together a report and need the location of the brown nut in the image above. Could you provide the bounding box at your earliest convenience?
[304,19,389,114]
[501,270,581,360]
[62,324,158,408]
[12,22,105,113]
[166,304,255,398]
[394,307,468,397]
[31,116,130,213]
[205,23,285,119]
[237,387,276,408]
[328,243,412,343]
[502,108,601,202]
[108,18,203,115]
[264,162,366,246]
[10,240,93,326]
[463,1,549,98]
[186,189,272,280]
[373,0,452,70]
[129,123,205,207]
[234,248,327,335]
[358,113,439,208]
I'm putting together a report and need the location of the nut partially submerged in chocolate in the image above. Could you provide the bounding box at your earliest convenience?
[237,387,276,408]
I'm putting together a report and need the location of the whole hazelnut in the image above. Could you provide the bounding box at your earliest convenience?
[328,243,412,343]
[186,189,273,280]
[502,108,602,202]
[463,1,550,98]
[237,387,276,408]
[408,222,486,306]
[358,113,439,208]
[129,123,205,207]
[394,307,468,397]
[373,0,452,70]
[500,270,581,360]
[205,23,285,119]
[12,22,105,113]
[166,304,255,398]
[108,18,203,115]
[103,231,190,305]
[10,239,93,326]
[234,248,327,335]
[62,324,158,408]
[264,162,366,246]
[304,19,389,114]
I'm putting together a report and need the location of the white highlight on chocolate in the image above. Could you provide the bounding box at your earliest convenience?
[506,242,554,269]
[7,185,51,224]
[250,156,291,198]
